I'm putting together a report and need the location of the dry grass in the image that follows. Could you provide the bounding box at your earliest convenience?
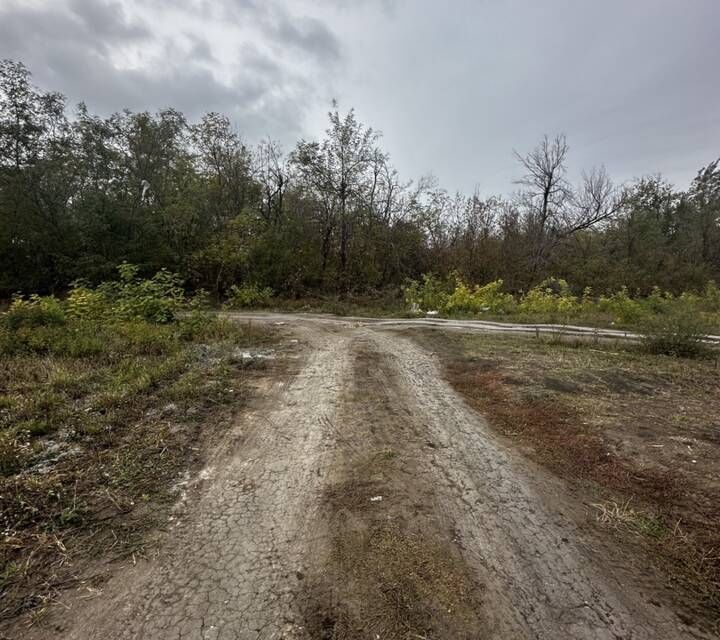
[310,521,485,640]
[444,362,682,503]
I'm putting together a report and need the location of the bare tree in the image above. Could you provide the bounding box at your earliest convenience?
[514,134,571,272]
[255,138,290,226]
[514,135,619,276]
[515,135,570,227]
[567,165,620,235]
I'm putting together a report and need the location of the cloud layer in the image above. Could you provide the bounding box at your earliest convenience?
[1,0,718,193]
[0,0,341,144]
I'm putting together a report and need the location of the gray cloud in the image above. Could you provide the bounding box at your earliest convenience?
[267,11,341,63]
[0,0,336,144]
[184,33,215,63]
[0,0,718,193]
[0,0,150,60]
[220,1,342,65]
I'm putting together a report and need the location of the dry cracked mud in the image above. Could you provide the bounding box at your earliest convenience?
[18,316,715,640]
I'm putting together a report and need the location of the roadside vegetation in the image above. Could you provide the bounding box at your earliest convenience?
[415,330,720,630]
[0,266,273,622]
[403,273,719,356]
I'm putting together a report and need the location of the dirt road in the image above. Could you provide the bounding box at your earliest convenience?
[30,316,711,640]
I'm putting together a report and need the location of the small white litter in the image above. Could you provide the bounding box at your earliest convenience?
[426,310,439,317]
[237,350,276,361]
[370,495,383,502]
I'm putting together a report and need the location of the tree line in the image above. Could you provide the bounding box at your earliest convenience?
[1,59,718,299]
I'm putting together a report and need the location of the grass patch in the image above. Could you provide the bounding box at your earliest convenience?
[0,308,274,622]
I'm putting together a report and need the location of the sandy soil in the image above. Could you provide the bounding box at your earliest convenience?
[17,316,715,640]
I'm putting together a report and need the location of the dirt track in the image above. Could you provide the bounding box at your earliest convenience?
[30,316,712,640]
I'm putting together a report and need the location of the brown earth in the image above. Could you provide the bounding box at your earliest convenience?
[8,315,718,640]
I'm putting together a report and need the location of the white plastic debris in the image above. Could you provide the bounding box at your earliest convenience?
[370,495,383,502]
[237,349,276,361]
[426,310,439,317]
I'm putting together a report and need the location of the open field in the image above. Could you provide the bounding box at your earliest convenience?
[2,313,717,640]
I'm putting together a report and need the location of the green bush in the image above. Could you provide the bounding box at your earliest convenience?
[443,278,516,314]
[66,285,109,320]
[4,294,66,329]
[519,278,579,317]
[701,281,720,312]
[97,263,185,323]
[110,322,175,355]
[640,303,712,358]
[402,274,452,312]
[0,265,191,356]
[223,284,274,309]
[598,287,645,324]
[643,286,673,314]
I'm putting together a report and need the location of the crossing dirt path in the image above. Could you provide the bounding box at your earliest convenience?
[25,316,712,640]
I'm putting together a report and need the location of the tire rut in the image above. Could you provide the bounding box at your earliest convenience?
[368,329,704,640]
[48,326,352,640]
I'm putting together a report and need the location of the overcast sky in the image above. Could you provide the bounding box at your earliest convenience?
[1,0,718,195]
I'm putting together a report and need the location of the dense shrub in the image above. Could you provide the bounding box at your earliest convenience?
[223,284,274,309]
[401,274,720,351]
[443,278,516,314]
[0,265,194,356]
[66,285,110,320]
[701,281,720,312]
[4,294,66,329]
[597,287,645,324]
[518,278,579,317]
[640,303,712,357]
[402,274,451,312]
[97,263,185,323]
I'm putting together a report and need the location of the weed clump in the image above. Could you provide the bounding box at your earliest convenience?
[640,304,712,358]
[223,283,274,309]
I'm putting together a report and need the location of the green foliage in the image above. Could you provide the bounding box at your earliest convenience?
[97,263,185,323]
[700,281,720,312]
[223,284,274,309]
[401,274,720,353]
[2,60,720,302]
[518,278,579,317]
[443,278,516,314]
[640,303,712,358]
[402,274,452,312]
[5,294,66,329]
[597,287,645,324]
[66,285,109,320]
[0,265,193,357]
